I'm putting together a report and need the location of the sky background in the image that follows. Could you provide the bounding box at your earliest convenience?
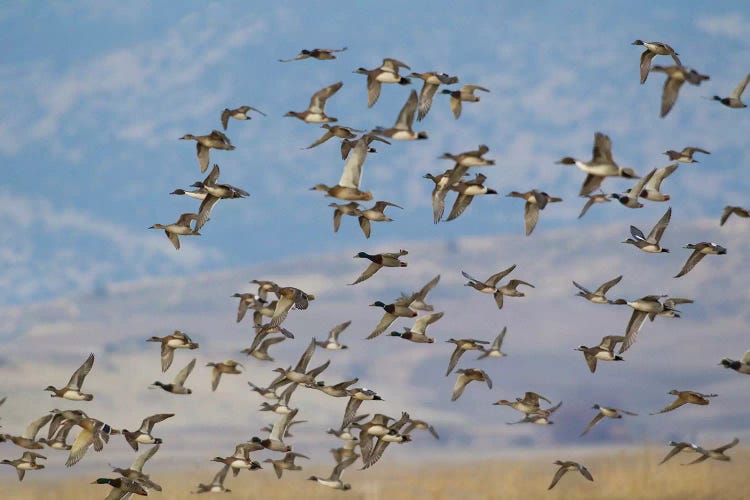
[1,0,749,486]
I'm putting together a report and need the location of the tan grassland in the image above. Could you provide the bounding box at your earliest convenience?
[3,447,748,500]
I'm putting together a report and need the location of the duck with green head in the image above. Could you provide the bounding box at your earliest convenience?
[91,477,147,496]
[350,250,408,285]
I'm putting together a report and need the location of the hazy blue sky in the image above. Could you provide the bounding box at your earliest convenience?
[0,1,749,481]
[1,1,749,304]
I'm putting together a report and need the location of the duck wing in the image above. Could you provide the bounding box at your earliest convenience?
[195,194,219,231]
[368,312,397,339]
[202,163,220,186]
[572,281,592,294]
[445,346,465,376]
[269,296,295,327]
[505,279,534,291]
[647,164,678,192]
[415,274,440,302]
[578,195,597,218]
[646,207,672,243]
[173,358,196,387]
[363,437,392,469]
[130,443,160,473]
[66,426,94,467]
[194,143,210,173]
[462,84,490,93]
[580,413,604,436]
[659,444,687,465]
[620,310,648,353]
[140,413,173,433]
[576,464,594,481]
[524,201,540,236]
[381,58,410,72]
[730,73,750,100]
[329,321,351,342]
[305,130,335,150]
[430,180,449,223]
[358,216,371,238]
[165,231,181,250]
[630,168,656,197]
[416,82,439,121]
[490,327,507,351]
[309,81,343,113]
[714,437,740,453]
[582,351,597,373]
[448,94,462,119]
[350,262,382,285]
[269,409,298,443]
[599,335,625,351]
[461,270,484,287]
[445,192,474,221]
[592,132,614,163]
[366,74,382,108]
[484,265,517,287]
[67,353,95,391]
[210,368,223,392]
[548,467,568,490]
[639,50,656,84]
[660,74,686,117]
[579,173,605,197]
[293,338,317,373]
[412,312,444,334]
[720,206,736,226]
[594,275,623,295]
[651,397,686,415]
[451,373,469,401]
[340,398,363,429]
[24,414,52,440]
[338,138,368,189]
[393,90,418,131]
[674,250,705,278]
[220,109,231,130]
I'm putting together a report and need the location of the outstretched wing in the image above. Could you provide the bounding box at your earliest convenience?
[714,437,740,453]
[660,76,685,117]
[394,90,418,131]
[524,202,540,236]
[595,275,623,295]
[620,311,648,353]
[445,346,465,377]
[130,443,160,473]
[651,397,685,415]
[309,81,343,113]
[338,138,368,189]
[486,265,517,286]
[580,413,604,436]
[572,281,592,295]
[451,374,469,401]
[646,207,672,243]
[548,467,568,490]
[350,262,382,285]
[659,444,687,465]
[368,312,397,339]
[639,50,656,84]
[730,73,750,100]
[417,82,439,121]
[68,353,95,390]
[412,312,444,334]
[674,250,705,278]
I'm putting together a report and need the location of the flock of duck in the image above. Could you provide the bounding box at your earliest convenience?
[2,41,749,498]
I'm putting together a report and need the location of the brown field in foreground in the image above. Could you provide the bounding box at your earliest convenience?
[3,448,748,499]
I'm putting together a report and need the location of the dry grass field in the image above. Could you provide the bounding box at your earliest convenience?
[3,447,747,500]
